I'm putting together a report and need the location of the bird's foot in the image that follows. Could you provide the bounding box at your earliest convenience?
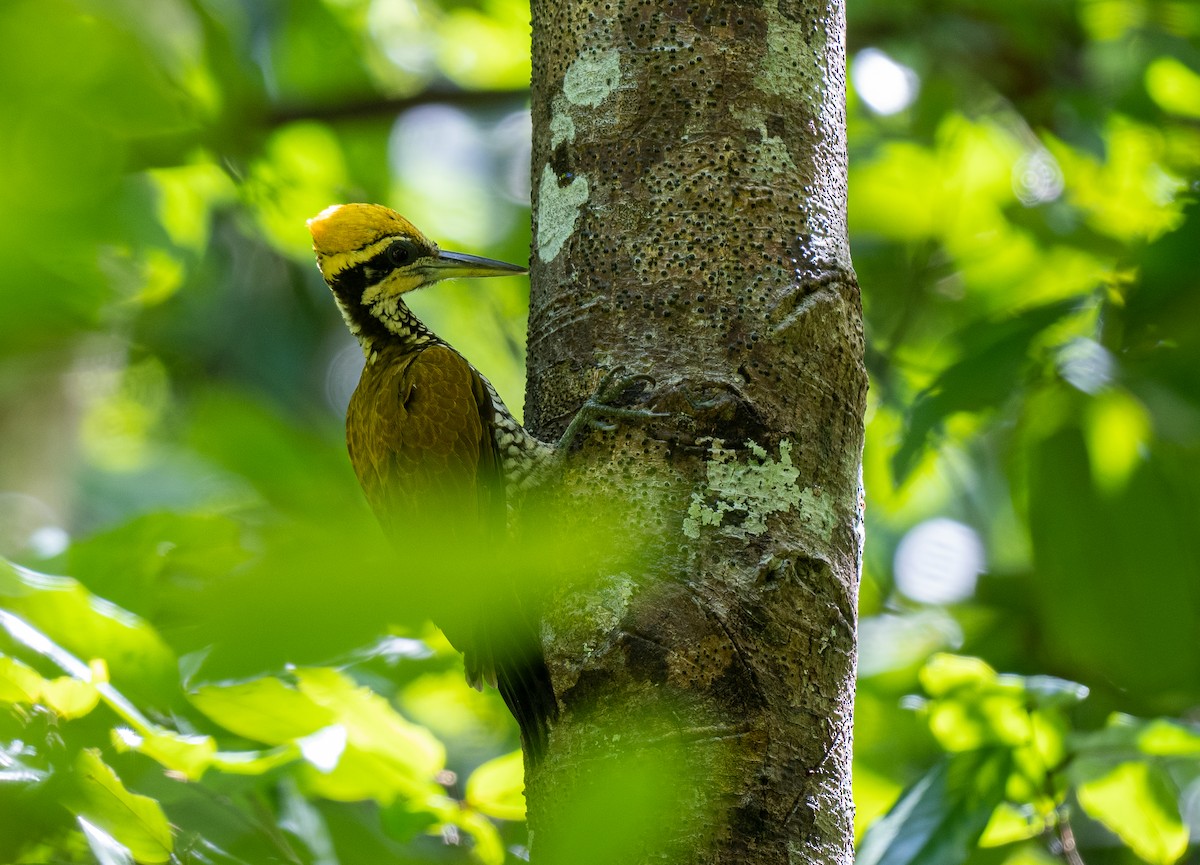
[558,369,668,451]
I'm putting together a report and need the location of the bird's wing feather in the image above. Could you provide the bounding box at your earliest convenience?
[346,343,503,653]
[348,343,502,534]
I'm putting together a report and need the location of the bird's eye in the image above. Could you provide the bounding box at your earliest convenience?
[386,240,418,267]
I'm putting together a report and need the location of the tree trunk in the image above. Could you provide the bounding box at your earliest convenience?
[523,0,865,861]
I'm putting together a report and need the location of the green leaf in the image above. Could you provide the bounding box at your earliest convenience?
[977,802,1046,847]
[0,654,44,704]
[1028,425,1200,702]
[920,654,998,696]
[190,676,336,744]
[1138,719,1200,757]
[62,748,173,864]
[856,749,1011,865]
[921,656,1033,751]
[1074,714,1200,759]
[292,667,445,803]
[0,560,175,701]
[1075,761,1188,865]
[112,727,217,781]
[41,675,100,718]
[465,750,526,821]
[78,817,136,865]
[893,299,1081,482]
[379,800,440,843]
[0,645,98,718]
[294,668,444,779]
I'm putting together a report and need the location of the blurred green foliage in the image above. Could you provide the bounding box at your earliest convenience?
[0,0,1197,862]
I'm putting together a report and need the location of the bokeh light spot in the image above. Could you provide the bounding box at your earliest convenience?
[852,48,920,116]
[894,518,985,605]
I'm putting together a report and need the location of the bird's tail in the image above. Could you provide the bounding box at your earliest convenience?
[471,620,559,761]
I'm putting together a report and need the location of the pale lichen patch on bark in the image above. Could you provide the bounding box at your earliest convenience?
[563,48,622,107]
[549,96,576,148]
[730,105,798,174]
[683,439,833,541]
[536,164,589,263]
[755,0,823,99]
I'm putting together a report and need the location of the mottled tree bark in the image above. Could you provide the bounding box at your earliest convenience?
[523,0,865,862]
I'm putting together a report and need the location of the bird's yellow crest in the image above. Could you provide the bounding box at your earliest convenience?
[307,203,428,258]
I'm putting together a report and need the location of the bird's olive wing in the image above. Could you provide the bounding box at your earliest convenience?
[347,343,503,538]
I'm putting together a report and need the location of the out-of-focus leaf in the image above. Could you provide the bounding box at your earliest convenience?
[0,560,175,703]
[190,677,335,745]
[918,654,1081,759]
[62,512,251,621]
[977,801,1046,847]
[1028,426,1200,704]
[1074,713,1200,759]
[112,727,217,782]
[465,749,525,821]
[62,749,172,864]
[40,676,100,719]
[920,654,998,696]
[893,299,1080,483]
[78,817,136,865]
[1047,118,1186,241]
[1137,719,1200,757]
[0,655,44,704]
[293,667,444,801]
[451,804,506,865]
[1020,675,1090,707]
[856,749,1011,865]
[1075,761,1188,865]
[379,799,439,844]
[278,779,337,865]
[1145,57,1200,120]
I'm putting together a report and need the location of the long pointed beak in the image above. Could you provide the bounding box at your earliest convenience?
[423,250,527,281]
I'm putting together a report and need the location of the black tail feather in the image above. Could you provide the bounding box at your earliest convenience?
[484,620,558,761]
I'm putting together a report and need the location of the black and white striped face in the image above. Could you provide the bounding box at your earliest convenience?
[308,203,527,343]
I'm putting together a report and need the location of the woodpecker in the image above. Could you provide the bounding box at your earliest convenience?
[308,203,559,756]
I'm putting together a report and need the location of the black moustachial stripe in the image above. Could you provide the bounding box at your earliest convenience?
[329,247,401,342]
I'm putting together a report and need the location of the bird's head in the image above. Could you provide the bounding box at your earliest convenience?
[307,203,526,341]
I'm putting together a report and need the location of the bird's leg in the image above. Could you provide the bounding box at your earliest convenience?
[556,369,669,453]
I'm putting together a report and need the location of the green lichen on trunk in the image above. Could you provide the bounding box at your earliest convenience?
[683,439,839,541]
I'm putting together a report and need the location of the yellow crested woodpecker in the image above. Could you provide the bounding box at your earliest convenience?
[308,204,655,757]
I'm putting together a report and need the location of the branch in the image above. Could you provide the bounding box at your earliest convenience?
[268,86,530,126]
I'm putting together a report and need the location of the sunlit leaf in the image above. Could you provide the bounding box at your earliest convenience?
[190,677,335,745]
[1145,57,1200,120]
[0,561,175,701]
[62,749,172,864]
[79,817,136,865]
[1075,761,1188,865]
[893,299,1080,483]
[452,804,507,865]
[465,749,525,821]
[978,802,1046,847]
[235,667,449,804]
[294,667,444,783]
[112,727,217,781]
[40,676,100,719]
[1137,719,1200,757]
[920,654,998,696]
[0,655,44,704]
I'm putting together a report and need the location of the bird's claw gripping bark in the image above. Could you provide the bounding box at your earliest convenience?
[558,369,668,451]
